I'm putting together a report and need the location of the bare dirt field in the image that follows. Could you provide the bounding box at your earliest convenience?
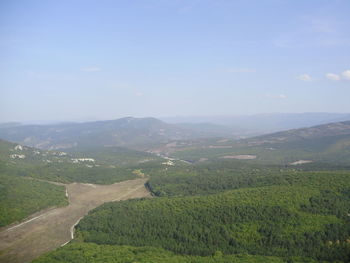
[0,178,150,263]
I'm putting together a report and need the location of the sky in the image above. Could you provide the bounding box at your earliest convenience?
[1,0,350,123]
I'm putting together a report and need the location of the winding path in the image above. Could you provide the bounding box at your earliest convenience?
[0,178,150,263]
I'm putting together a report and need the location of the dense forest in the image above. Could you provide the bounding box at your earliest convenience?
[0,162,67,227]
[145,160,293,196]
[74,170,350,262]
[32,243,317,263]
[144,159,350,197]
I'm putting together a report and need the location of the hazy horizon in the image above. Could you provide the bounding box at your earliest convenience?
[1,0,350,123]
[1,112,350,126]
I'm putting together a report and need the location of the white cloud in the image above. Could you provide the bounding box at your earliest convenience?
[341,70,350,80]
[135,92,143,97]
[266,94,287,99]
[325,73,341,81]
[80,67,102,72]
[296,74,313,82]
[227,68,256,73]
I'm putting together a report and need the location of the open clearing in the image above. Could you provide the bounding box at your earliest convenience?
[0,178,150,263]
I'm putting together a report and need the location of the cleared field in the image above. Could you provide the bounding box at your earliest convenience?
[0,178,150,263]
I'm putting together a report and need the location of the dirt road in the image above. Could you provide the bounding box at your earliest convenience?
[0,178,150,263]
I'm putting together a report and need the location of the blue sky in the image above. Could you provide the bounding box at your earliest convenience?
[1,0,350,122]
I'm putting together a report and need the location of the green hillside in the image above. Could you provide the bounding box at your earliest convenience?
[67,146,159,166]
[0,139,145,184]
[0,164,67,227]
[73,170,350,262]
[0,141,70,227]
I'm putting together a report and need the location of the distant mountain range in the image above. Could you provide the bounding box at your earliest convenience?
[161,112,350,133]
[1,113,350,153]
[0,117,239,150]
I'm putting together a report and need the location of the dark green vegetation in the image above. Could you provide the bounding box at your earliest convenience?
[75,170,350,262]
[145,160,350,197]
[0,167,67,227]
[145,160,290,196]
[33,243,314,263]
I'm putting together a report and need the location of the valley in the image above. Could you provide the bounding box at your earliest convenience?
[0,117,350,263]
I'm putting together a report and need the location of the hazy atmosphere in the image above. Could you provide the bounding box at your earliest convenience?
[1,0,350,123]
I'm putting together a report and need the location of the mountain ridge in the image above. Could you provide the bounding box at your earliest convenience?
[0,117,202,150]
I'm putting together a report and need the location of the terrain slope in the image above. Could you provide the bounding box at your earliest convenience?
[0,178,150,263]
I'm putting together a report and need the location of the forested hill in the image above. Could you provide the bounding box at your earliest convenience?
[72,170,350,262]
